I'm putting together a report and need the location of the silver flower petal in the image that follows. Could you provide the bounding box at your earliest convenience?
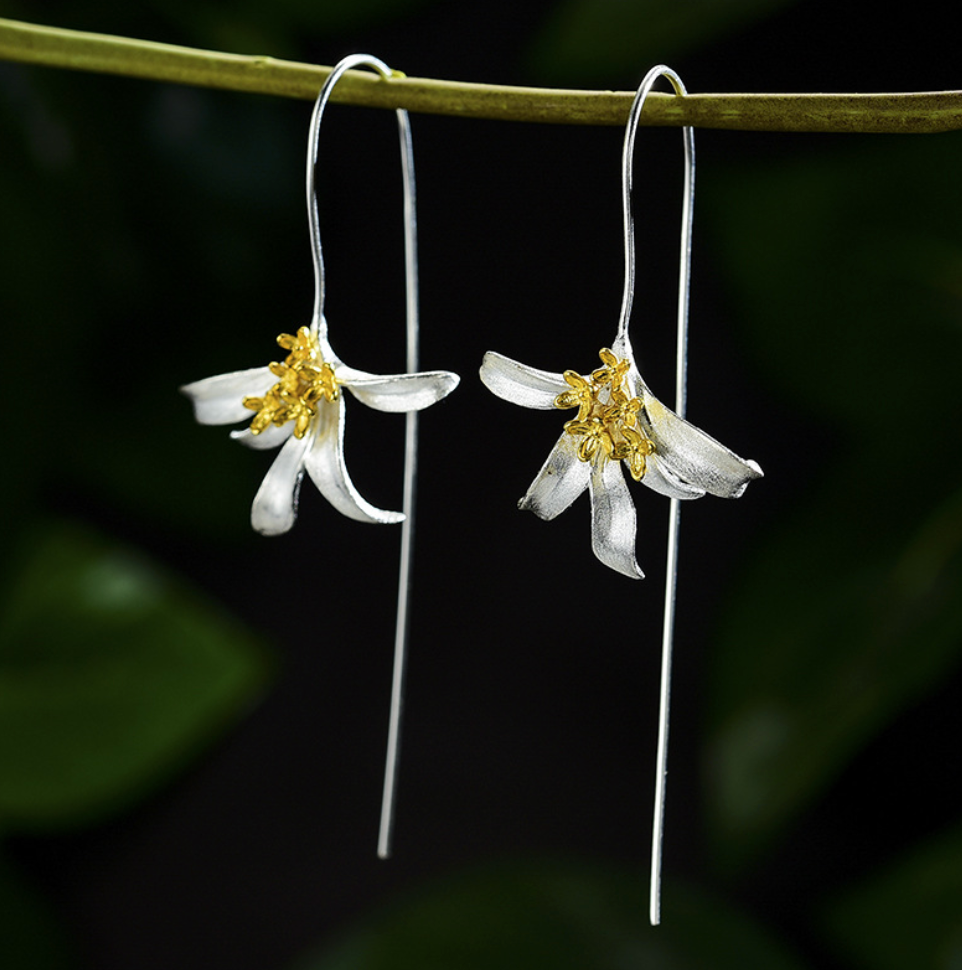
[251,432,312,536]
[518,433,591,520]
[231,422,294,451]
[589,457,644,580]
[639,395,763,499]
[304,394,404,525]
[181,366,276,426]
[479,352,567,409]
[642,453,708,500]
[345,370,461,413]
[611,334,763,499]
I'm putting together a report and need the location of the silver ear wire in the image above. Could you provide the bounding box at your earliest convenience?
[619,64,694,927]
[305,55,422,860]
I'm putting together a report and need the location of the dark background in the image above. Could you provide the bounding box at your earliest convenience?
[2,1,962,968]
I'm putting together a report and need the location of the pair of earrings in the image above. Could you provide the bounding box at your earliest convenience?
[181,56,762,924]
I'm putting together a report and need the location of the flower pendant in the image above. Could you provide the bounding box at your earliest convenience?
[480,335,762,578]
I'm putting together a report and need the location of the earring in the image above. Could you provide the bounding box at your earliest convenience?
[182,54,459,858]
[479,65,761,923]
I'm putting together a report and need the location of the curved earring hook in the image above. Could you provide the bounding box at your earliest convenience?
[306,54,417,342]
[616,65,694,380]
[305,55,419,860]
[616,65,695,927]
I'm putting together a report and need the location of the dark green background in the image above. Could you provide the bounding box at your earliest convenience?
[1,1,961,967]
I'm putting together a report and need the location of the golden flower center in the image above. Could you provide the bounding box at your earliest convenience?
[242,326,340,439]
[554,348,654,482]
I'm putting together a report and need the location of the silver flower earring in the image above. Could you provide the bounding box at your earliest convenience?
[182,54,459,858]
[479,65,762,923]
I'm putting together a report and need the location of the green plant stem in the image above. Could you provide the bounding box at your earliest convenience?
[2,17,962,132]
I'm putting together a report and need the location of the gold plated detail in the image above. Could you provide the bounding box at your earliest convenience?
[555,348,654,481]
[243,326,339,439]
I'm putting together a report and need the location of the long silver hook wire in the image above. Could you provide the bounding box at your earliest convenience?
[616,64,694,926]
[304,54,419,859]
[378,103,419,860]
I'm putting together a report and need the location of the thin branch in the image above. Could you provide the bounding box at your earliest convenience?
[2,17,962,133]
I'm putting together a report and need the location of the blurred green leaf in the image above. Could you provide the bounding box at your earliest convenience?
[529,0,796,84]
[823,825,962,970]
[292,859,811,970]
[0,520,269,829]
[702,136,962,866]
[707,476,962,863]
[705,138,962,442]
[0,852,78,970]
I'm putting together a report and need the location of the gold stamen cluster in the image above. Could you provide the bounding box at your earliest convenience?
[555,348,654,481]
[243,326,339,439]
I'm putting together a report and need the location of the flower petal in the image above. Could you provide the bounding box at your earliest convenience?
[304,396,404,525]
[479,352,568,409]
[250,432,312,536]
[230,422,294,451]
[643,453,707,500]
[589,458,644,580]
[344,370,460,413]
[641,395,763,499]
[518,433,590,520]
[614,336,762,499]
[181,366,276,426]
